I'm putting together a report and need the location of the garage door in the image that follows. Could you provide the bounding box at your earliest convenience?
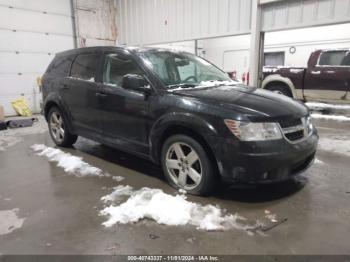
[0,0,74,116]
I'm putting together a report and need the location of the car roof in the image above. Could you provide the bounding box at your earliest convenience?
[315,48,350,53]
[55,46,189,57]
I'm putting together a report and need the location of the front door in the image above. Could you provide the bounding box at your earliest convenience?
[304,50,350,102]
[98,52,152,154]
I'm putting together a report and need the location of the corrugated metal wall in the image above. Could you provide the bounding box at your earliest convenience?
[262,0,350,32]
[115,0,252,45]
[116,0,350,45]
[0,0,74,116]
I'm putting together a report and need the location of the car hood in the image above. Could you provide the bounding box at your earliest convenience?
[169,84,309,121]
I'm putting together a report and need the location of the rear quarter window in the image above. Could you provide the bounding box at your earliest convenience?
[70,53,100,81]
[46,55,74,77]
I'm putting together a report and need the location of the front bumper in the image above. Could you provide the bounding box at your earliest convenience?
[212,129,319,184]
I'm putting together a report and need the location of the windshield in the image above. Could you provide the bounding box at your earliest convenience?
[141,51,234,88]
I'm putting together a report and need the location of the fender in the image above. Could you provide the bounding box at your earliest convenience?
[149,112,219,163]
[261,74,300,99]
[43,93,75,134]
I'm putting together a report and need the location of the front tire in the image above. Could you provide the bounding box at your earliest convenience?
[48,106,77,147]
[161,135,216,196]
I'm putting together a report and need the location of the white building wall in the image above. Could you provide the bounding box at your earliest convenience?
[202,23,350,81]
[152,23,350,83]
[0,0,117,116]
[0,0,74,116]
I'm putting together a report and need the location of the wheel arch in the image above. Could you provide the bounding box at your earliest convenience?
[262,74,297,98]
[149,113,219,173]
[154,124,220,178]
[44,97,75,134]
[44,100,59,120]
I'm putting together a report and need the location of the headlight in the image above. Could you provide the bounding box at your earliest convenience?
[305,116,313,133]
[224,119,282,141]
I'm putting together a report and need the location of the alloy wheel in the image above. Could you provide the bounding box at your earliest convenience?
[50,111,65,143]
[165,142,203,190]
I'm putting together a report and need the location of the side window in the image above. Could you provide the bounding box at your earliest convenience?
[70,54,100,81]
[319,51,347,66]
[103,54,143,86]
[46,55,73,77]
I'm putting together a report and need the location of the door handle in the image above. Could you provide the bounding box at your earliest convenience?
[95,92,107,98]
[311,70,321,75]
[62,84,70,89]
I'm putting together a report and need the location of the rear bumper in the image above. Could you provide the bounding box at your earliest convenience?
[212,128,318,184]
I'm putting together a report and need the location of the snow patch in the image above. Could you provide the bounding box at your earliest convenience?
[31,144,107,177]
[289,69,304,74]
[311,113,350,122]
[101,185,134,203]
[0,209,25,235]
[200,80,239,87]
[168,80,239,92]
[100,187,250,231]
[314,158,324,165]
[265,213,278,223]
[306,102,350,110]
[318,137,350,156]
[263,67,279,73]
[112,176,125,182]
[178,189,187,195]
[263,66,304,74]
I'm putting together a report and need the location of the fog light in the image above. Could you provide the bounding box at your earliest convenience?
[262,172,268,179]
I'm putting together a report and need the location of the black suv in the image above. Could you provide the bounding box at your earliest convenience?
[42,46,318,195]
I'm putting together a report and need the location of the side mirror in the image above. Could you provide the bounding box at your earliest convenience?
[122,74,151,94]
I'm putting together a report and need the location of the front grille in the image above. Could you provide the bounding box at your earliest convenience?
[279,118,302,128]
[285,130,304,141]
[279,117,308,142]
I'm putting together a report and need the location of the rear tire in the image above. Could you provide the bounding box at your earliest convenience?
[161,134,216,196]
[48,106,77,147]
[266,85,293,98]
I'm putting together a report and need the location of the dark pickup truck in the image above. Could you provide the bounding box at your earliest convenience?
[262,49,350,103]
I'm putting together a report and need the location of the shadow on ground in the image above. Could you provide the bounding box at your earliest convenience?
[73,138,306,203]
[215,176,306,203]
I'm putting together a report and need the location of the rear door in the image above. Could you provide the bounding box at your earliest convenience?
[304,50,349,102]
[97,52,152,154]
[60,52,102,133]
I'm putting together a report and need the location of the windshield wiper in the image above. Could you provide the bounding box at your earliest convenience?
[167,83,198,89]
